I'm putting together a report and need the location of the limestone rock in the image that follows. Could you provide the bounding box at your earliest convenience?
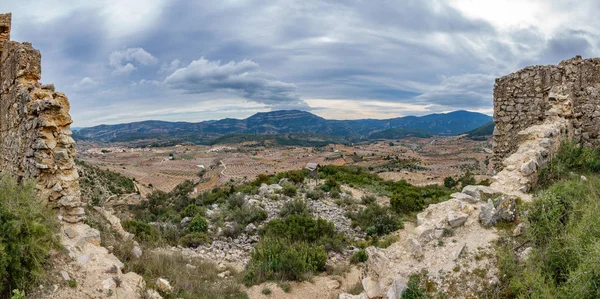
[146,289,163,299]
[362,276,382,298]
[327,279,341,289]
[339,293,368,299]
[386,276,407,299]
[447,211,469,228]
[406,238,422,255]
[156,277,173,293]
[365,246,388,276]
[462,185,500,200]
[479,195,517,227]
[450,192,477,203]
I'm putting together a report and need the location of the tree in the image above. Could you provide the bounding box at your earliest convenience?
[444,176,458,189]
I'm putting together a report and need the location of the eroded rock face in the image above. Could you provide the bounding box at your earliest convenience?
[0,14,83,223]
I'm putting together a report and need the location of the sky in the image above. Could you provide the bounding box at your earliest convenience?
[2,0,597,127]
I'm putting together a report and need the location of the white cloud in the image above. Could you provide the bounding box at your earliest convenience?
[72,77,99,89]
[109,48,158,74]
[158,59,182,74]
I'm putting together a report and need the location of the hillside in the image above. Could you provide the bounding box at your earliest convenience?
[77,110,492,145]
[464,121,495,140]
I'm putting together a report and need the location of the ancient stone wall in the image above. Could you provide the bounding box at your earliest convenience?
[0,13,83,223]
[493,56,600,168]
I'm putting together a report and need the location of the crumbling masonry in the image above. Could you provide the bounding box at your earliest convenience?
[0,13,84,223]
[491,56,600,199]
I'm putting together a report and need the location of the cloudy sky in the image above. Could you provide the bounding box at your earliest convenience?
[3,0,596,127]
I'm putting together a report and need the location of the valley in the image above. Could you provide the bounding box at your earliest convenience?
[76,135,492,195]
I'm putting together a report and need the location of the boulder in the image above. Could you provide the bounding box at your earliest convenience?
[244,223,257,233]
[447,211,469,228]
[406,238,422,255]
[180,217,192,227]
[365,246,388,276]
[450,192,477,203]
[386,276,407,299]
[156,278,172,293]
[327,279,341,289]
[146,289,163,299]
[479,195,517,227]
[131,242,142,259]
[462,185,500,200]
[362,276,382,298]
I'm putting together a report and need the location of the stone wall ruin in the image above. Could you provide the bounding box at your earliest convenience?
[491,56,600,198]
[0,13,84,223]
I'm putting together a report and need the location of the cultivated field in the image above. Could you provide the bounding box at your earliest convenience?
[76,135,492,193]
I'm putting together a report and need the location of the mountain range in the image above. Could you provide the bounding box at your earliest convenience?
[75,110,493,145]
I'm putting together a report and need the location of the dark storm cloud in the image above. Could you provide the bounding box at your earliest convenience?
[164,58,308,109]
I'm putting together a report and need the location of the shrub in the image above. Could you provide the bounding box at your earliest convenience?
[496,174,600,297]
[350,250,368,264]
[443,176,458,189]
[261,215,346,252]
[306,189,324,200]
[286,170,307,184]
[180,204,206,218]
[282,184,297,197]
[122,220,160,244]
[536,142,600,188]
[458,171,476,189]
[230,205,268,226]
[244,237,327,285]
[126,252,246,298]
[188,216,209,233]
[179,232,210,248]
[401,273,426,299]
[361,195,377,205]
[279,198,311,218]
[0,177,61,297]
[347,204,403,236]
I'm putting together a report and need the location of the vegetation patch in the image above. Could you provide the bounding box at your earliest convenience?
[0,177,61,297]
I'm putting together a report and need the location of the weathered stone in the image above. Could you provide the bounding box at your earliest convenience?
[479,195,517,227]
[339,293,368,299]
[365,246,388,276]
[327,279,341,289]
[462,185,500,200]
[406,238,422,255]
[450,192,477,203]
[447,211,469,228]
[386,276,407,299]
[362,276,382,298]
[156,278,172,293]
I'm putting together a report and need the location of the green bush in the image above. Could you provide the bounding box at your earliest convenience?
[536,142,600,189]
[180,204,206,218]
[244,237,327,285]
[496,174,600,297]
[0,177,60,297]
[230,205,268,226]
[282,184,297,197]
[261,215,346,252]
[188,216,208,233]
[347,204,403,236]
[279,198,311,218]
[361,195,377,205]
[401,274,426,299]
[306,189,324,200]
[350,250,367,264]
[122,220,160,244]
[443,176,458,189]
[179,232,210,248]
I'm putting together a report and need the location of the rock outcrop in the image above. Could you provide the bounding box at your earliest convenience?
[0,13,144,298]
